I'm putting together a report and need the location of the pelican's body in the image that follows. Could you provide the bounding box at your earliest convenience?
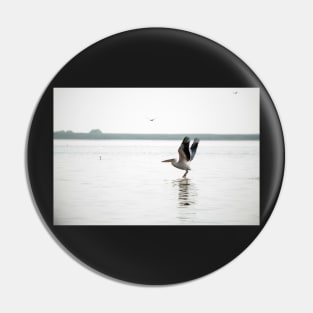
[172,161,191,171]
[162,137,200,178]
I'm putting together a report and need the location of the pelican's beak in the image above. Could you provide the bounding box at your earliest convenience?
[162,159,173,162]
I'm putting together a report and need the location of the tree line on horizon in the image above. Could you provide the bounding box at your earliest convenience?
[53,129,259,140]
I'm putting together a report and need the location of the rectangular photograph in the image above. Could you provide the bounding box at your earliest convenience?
[53,88,259,225]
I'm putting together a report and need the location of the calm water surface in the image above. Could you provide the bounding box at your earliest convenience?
[54,140,259,225]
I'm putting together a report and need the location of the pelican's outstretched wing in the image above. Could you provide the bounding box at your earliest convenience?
[178,137,190,162]
[190,138,200,160]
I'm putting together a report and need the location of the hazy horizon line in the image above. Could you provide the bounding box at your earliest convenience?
[54,130,259,135]
[54,130,259,141]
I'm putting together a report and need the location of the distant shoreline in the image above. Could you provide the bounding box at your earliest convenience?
[54,130,259,141]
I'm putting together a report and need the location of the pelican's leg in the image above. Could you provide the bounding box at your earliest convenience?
[182,170,188,178]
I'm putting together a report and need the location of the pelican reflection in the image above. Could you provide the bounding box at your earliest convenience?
[172,178,197,208]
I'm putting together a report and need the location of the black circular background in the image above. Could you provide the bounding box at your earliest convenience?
[27,28,284,285]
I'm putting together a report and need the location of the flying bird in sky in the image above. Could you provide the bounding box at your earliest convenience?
[162,137,200,178]
[147,117,157,122]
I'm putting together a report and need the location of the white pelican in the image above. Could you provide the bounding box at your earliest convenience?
[162,137,200,178]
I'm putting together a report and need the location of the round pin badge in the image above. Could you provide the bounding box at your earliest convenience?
[27,28,284,285]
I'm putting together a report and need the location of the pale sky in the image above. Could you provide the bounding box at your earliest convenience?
[54,88,259,134]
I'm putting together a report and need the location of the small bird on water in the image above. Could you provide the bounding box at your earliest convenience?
[162,137,200,178]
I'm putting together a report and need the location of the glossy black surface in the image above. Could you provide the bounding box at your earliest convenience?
[27,28,284,285]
